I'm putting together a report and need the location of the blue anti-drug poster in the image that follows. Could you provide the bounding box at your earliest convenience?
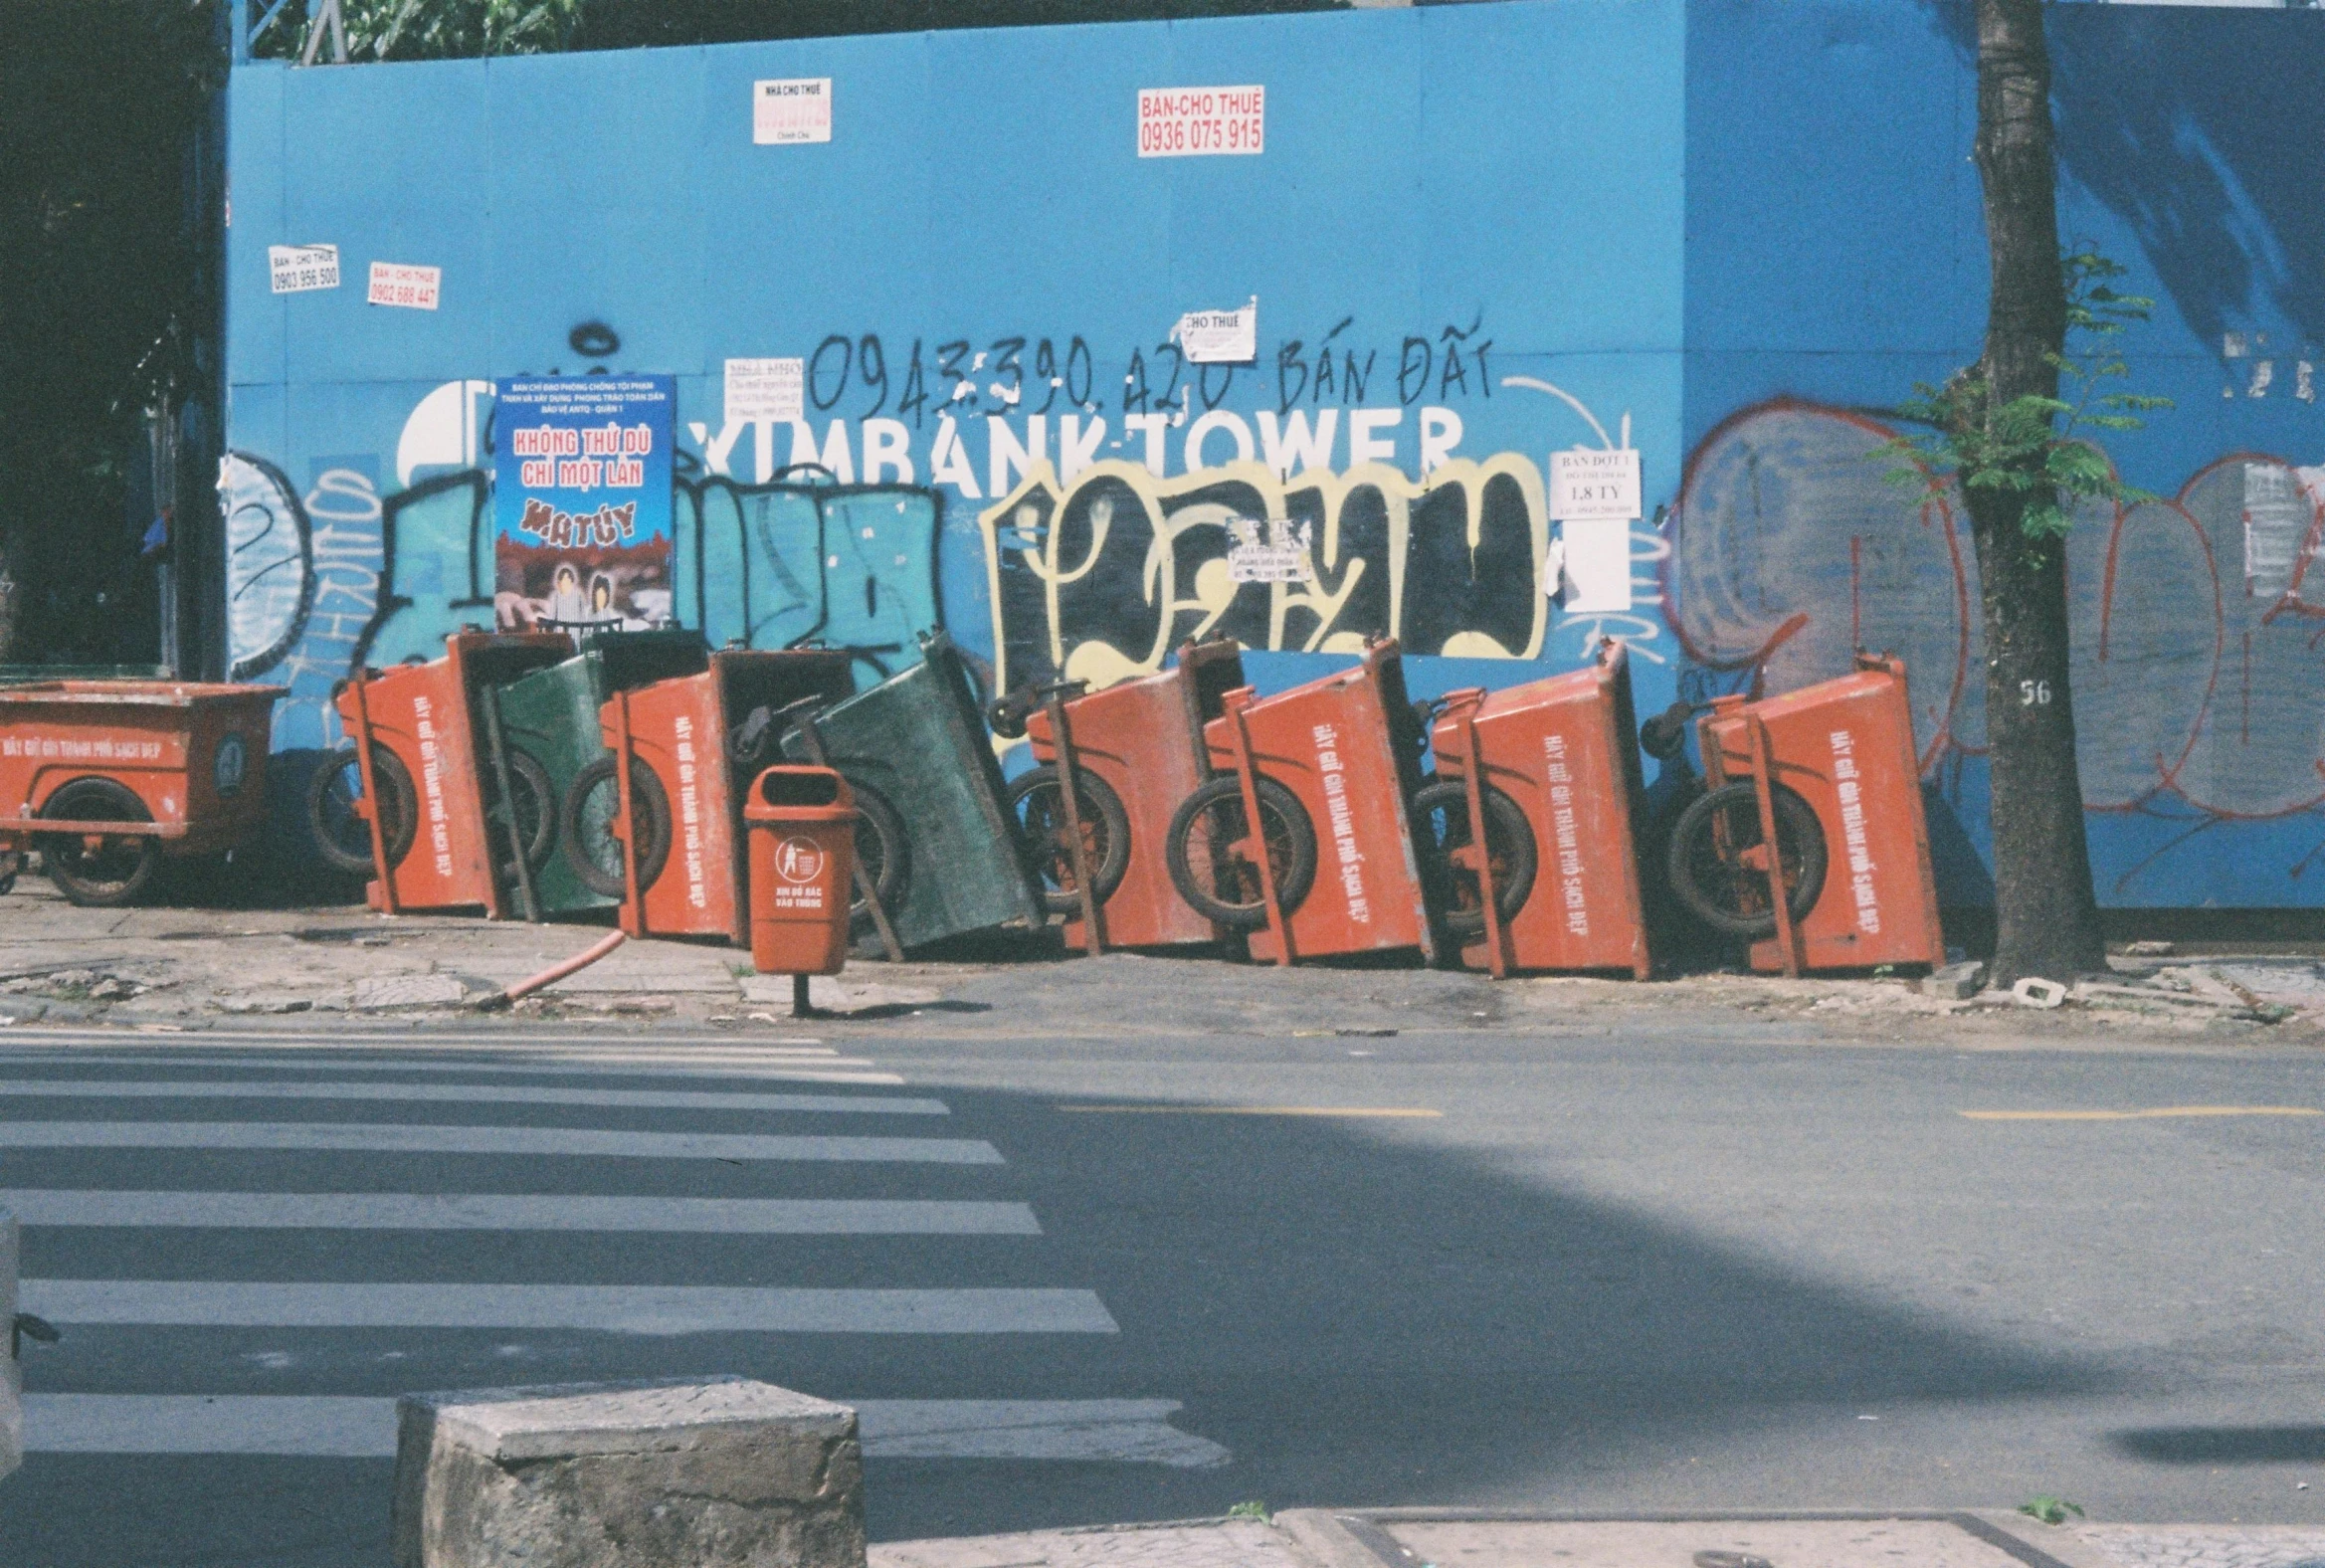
[492,374,676,631]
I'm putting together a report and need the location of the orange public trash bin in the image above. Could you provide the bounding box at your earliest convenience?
[745,766,856,978]
[1679,652,1945,976]
[1421,638,1653,978]
[1169,639,1435,964]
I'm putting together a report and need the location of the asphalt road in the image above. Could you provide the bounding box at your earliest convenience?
[0,1017,2321,1565]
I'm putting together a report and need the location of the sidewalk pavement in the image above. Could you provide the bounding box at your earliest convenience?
[869,1511,2325,1568]
[0,883,2317,1045]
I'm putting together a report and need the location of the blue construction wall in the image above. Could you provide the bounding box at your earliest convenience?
[221,0,2325,907]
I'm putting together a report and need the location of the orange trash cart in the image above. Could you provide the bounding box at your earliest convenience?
[1167,639,1436,965]
[1010,638,1247,952]
[0,680,284,906]
[1422,639,1654,979]
[578,648,857,943]
[1678,652,1946,976]
[313,629,573,915]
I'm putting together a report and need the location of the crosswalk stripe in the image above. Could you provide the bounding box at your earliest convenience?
[0,1122,997,1162]
[22,1280,1118,1334]
[19,1396,1229,1467]
[0,1054,900,1083]
[0,1080,946,1114]
[0,1191,1042,1234]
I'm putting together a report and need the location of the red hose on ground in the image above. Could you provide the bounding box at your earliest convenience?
[494,929,628,1006]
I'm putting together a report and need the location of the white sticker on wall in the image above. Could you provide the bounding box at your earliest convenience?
[367,262,441,310]
[1137,86,1263,157]
[268,244,339,294]
[1225,516,1315,584]
[1555,517,1634,615]
[1550,448,1641,521]
[1173,297,1258,364]
[755,78,832,144]
[725,357,805,422]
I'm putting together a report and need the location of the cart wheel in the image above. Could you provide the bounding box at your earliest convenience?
[1164,774,1318,931]
[560,755,674,898]
[1666,780,1829,938]
[1007,765,1131,917]
[492,747,557,877]
[1411,779,1538,940]
[847,782,910,931]
[37,778,160,908]
[305,746,419,876]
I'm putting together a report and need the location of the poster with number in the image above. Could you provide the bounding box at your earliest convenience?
[492,376,677,632]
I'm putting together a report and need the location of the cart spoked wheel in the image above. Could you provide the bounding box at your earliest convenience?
[1164,774,1318,931]
[1410,779,1538,940]
[847,782,910,932]
[1665,781,1829,938]
[305,746,419,876]
[561,756,674,898]
[37,778,160,908]
[1007,765,1131,917]
[490,747,557,882]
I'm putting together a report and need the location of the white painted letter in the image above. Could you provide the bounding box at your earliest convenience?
[987,415,1048,496]
[862,419,914,484]
[1257,409,1339,480]
[786,420,855,483]
[702,418,747,479]
[1059,415,1106,482]
[1419,407,1463,474]
[930,416,982,496]
[1185,410,1255,472]
[1123,414,1169,477]
[1349,407,1402,469]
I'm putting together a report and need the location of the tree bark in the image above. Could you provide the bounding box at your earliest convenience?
[1969,0,2106,985]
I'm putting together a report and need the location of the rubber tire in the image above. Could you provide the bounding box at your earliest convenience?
[1411,778,1538,941]
[560,754,675,899]
[846,781,910,931]
[492,747,557,877]
[1164,773,1319,931]
[1665,780,1829,939]
[1007,764,1132,916]
[38,777,161,908]
[305,746,420,876]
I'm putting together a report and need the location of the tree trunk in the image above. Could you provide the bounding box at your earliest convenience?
[1969,0,2106,986]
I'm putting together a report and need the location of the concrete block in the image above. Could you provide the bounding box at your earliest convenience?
[0,1208,18,1483]
[1919,960,1987,1000]
[392,1377,865,1568]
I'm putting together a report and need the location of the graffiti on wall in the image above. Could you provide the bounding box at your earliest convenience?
[1662,398,2325,893]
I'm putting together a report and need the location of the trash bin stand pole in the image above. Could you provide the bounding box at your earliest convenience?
[1223,690,1295,966]
[1453,701,1508,980]
[1742,712,1805,979]
[481,686,540,924]
[789,709,906,965]
[347,671,399,915]
[793,973,813,1019]
[1042,687,1105,957]
[613,690,646,938]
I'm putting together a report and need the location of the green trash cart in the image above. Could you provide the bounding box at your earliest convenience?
[779,632,1043,951]
[483,628,710,919]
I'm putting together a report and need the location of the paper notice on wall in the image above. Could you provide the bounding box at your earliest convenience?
[725,357,805,422]
[367,262,441,310]
[1137,86,1264,157]
[268,244,339,294]
[1225,516,1315,584]
[1173,297,1258,364]
[755,78,832,144]
[1550,449,1641,521]
[1552,517,1634,614]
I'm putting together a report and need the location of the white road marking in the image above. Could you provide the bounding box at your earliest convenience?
[0,1191,1041,1234]
[20,1395,1228,1467]
[0,1054,899,1084]
[0,1123,995,1162]
[22,1280,1117,1334]
[0,1080,945,1114]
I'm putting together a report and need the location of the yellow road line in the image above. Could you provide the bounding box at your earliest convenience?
[1057,1105,1444,1118]
[1961,1106,2323,1122]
